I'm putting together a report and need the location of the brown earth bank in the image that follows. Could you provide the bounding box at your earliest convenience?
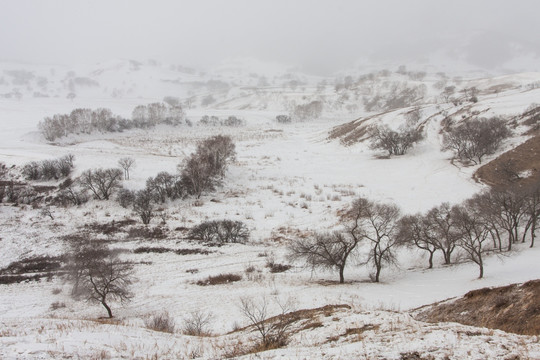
[474,134,540,188]
[413,280,540,336]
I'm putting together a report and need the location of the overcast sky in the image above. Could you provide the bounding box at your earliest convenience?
[1,0,539,74]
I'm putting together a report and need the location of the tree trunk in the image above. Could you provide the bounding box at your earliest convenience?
[374,262,381,283]
[531,221,536,248]
[442,250,451,265]
[339,267,345,284]
[102,300,113,318]
[478,260,484,279]
[428,251,434,269]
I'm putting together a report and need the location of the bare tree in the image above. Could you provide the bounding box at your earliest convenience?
[452,204,491,279]
[472,189,526,251]
[353,197,401,282]
[288,231,358,284]
[424,203,460,264]
[522,180,540,248]
[133,189,154,225]
[370,124,424,156]
[397,214,438,269]
[118,157,135,180]
[182,310,214,336]
[442,117,511,165]
[83,253,134,318]
[239,296,295,349]
[65,238,109,297]
[79,168,123,200]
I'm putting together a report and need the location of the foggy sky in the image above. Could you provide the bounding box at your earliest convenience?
[1,0,539,74]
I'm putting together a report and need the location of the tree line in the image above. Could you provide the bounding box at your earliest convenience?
[39,102,186,141]
[289,180,540,282]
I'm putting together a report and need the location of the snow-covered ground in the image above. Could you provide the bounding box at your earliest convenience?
[1,63,539,359]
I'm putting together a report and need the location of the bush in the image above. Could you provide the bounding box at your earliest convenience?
[196,273,242,286]
[116,188,135,208]
[369,124,424,156]
[275,115,292,124]
[189,220,249,244]
[145,312,176,333]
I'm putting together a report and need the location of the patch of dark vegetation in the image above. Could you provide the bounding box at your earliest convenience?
[0,255,66,284]
[188,220,249,244]
[85,219,137,235]
[266,259,292,273]
[127,226,167,239]
[133,247,212,256]
[414,280,540,335]
[196,273,242,286]
[399,351,435,360]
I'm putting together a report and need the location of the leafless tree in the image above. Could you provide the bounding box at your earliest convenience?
[79,168,123,200]
[83,253,134,318]
[118,157,135,180]
[442,117,511,165]
[522,180,540,248]
[239,296,295,349]
[397,214,438,269]
[182,310,214,336]
[369,124,424,156]
[424,203,460,264]
[452,203,491,278]
[288,232,358,284]
[471,189,526,251]
[65,238,109,297]
[133,189,154,225]
[353,197,402,282]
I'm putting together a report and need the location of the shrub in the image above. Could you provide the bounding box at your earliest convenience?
[182,310,214,336]
[275,115,292,124]
[189,220,249,244]
[196,273,242,286]
[145,312,176,333]
[116,188,135,208]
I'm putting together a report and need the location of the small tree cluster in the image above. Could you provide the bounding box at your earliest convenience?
[369,124,424,156]
[39,108,129,141]
[118,135,236,224]
[22,154,75,180]
[189,220,249,244]
[442,117,511,165]
[131,102,185,127]
[39,103,186,141]
[289,197,401,283]
[198,115,245,127]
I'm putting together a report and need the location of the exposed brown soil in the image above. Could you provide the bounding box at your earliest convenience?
[474,134,540,188]
[414,280,540,335]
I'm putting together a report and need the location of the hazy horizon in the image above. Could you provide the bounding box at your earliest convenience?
[1,0,539,74]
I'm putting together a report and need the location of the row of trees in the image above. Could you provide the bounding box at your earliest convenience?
[198,115,244,127]
[39,102,186,141]
[289,181,540,282]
